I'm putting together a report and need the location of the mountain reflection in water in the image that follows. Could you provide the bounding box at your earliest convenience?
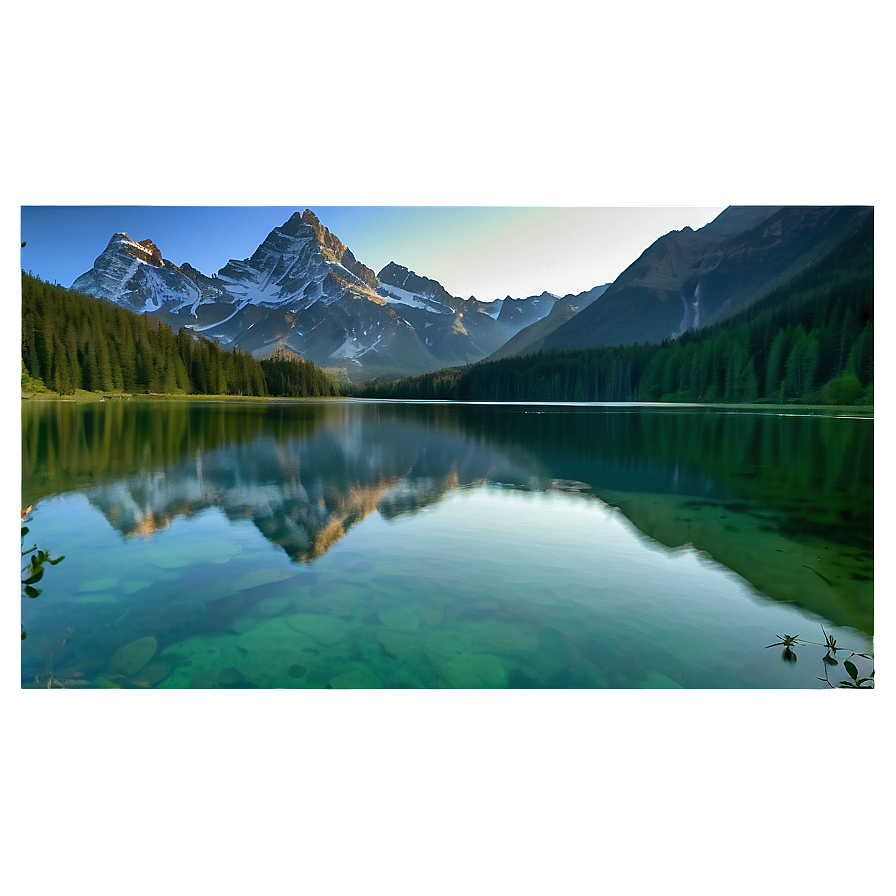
[22,399,873,637]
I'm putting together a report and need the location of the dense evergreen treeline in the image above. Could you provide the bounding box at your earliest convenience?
[21,273,340,398]
[359,218,873,405]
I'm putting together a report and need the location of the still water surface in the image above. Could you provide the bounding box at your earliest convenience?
[21,400,873,688]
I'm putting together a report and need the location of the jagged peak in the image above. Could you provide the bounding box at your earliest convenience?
[105,232,164,267]
[378,261,411,279]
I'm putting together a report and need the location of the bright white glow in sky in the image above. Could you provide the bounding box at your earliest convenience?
[20,206,725,302]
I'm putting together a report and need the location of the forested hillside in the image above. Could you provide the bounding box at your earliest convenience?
[358,217,873,405]
[21,273,341,398]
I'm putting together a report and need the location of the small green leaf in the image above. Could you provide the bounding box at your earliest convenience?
[823,654,838,666]
[21,630,26,640]
[844,660,859,681]
[22,568,44,585]
[24,585,42,598]
[21,526,29,537]
[47,555,65,565]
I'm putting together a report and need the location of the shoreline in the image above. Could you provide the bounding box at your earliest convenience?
[21,390,874,415]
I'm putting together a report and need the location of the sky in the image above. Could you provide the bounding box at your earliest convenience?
[20,205,725,302]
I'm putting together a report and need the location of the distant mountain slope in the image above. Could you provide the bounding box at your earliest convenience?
[494,291,560,338]
[487,284,609,360]
[539,206,872,352]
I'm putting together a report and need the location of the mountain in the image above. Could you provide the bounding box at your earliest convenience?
[72,210,506,382]
[535,206,872,353]
[487,284,609,360]
[375,262,507,365]
[494,291,561,337]
[76,407,543,563]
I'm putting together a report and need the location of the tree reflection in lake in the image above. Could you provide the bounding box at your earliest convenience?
[21,400,872,688]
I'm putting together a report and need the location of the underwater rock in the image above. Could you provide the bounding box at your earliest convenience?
[137,662,170,685]
[376,628,425,662]
[216,667,246,685]
[288,664,308,679]
[122,579,153,594]
[637,671,684,689]
[329,668,383,688]
[230,617,257,635]
[377,607,421,632]
[76,591,119,603]
[229,568,294,592]
[414,605,445,627]
[255,595,296,617]
[285,613,351,646]
[464,619,539,655]
[431,652,512,688]
[152,552,194,569]
[78,576,119,593]
[108,636,158,676]
[422,631,470,660]
[189,671,219,688]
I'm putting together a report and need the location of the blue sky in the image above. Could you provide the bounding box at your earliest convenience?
[20,206,725,302]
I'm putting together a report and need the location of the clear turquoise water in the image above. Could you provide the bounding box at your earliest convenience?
[21,400,873,688]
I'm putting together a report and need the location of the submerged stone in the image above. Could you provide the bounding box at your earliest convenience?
[376,628,425,662]
[138,662,171,685]
[229,568,294,592]
[285,613,351,646]
[108,636,158,676]
[414,605,445,627]
[329,668,383,688]
[123,579,152,594]
[77,591,119,604]
[637,671,684,689]
[255,595,295,617]
[432,652,512,688]
[217,667,246,685]
[189,671,219,689]
[465,619,539,655]
[377,607,421,632]
[288,664,308,679]
[78,577,119,593]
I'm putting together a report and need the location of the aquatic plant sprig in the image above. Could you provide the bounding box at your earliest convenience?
[766,626,873,687]
[21,506,65,641]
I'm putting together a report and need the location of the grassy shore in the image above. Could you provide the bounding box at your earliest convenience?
[20,389,873,414]
[21,389,345,403]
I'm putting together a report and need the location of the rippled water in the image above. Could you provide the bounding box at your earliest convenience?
[21,400,873,688]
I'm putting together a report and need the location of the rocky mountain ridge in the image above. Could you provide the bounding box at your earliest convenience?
[73,210,528,382]
[69,206,873,381]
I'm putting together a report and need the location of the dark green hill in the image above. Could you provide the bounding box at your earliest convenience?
[21,273,341,398]
[358,214,873,405]
[540,206,872,353]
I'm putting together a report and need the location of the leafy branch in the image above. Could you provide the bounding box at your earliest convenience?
[21,506,65,641]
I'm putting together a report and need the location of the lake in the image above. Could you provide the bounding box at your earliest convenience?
[20,399,873,688]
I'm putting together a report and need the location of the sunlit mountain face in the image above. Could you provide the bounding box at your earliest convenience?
[71,211,512,382]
